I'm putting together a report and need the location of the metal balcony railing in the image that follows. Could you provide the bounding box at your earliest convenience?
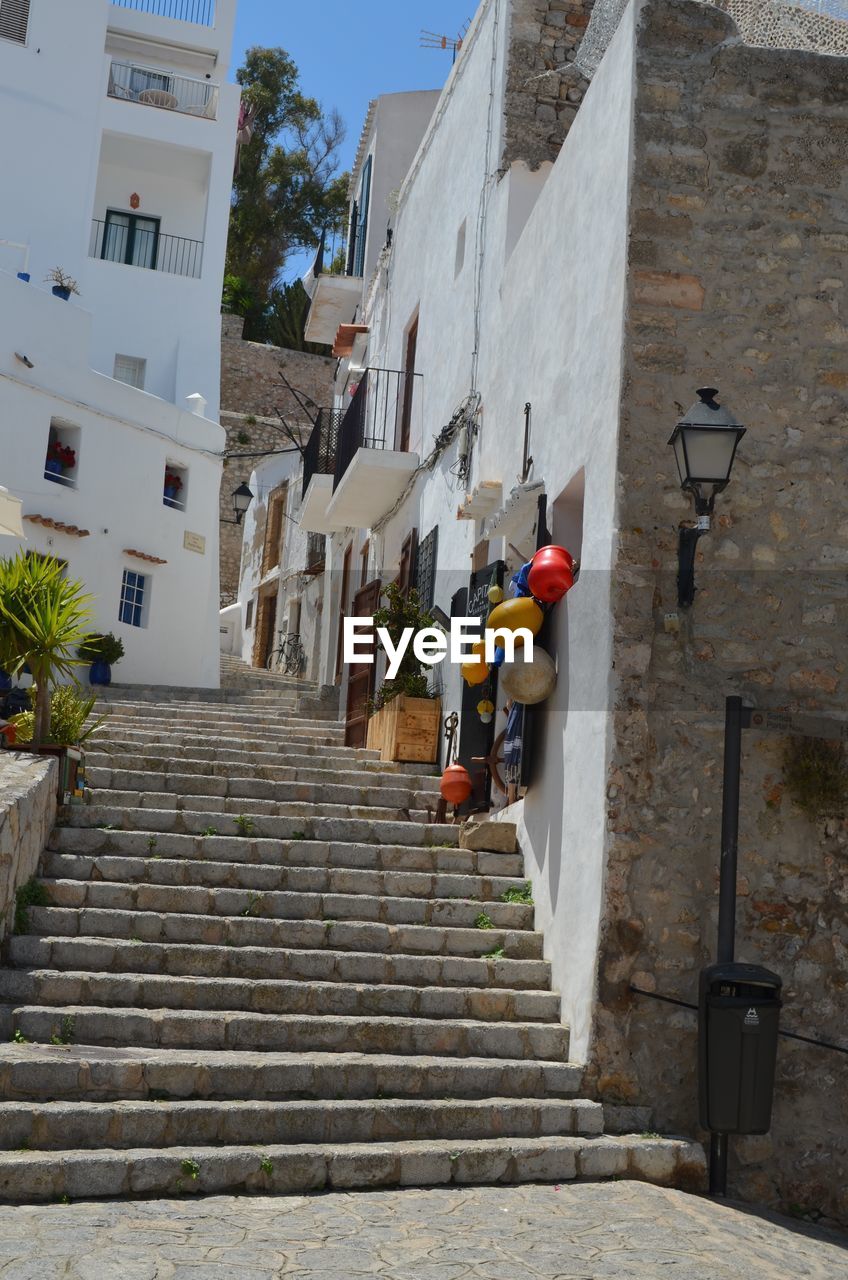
[111,0,216,26]
[90,219,203,279]
[333,368,422,492]
[108,61,219,119]
[301,408,342,500]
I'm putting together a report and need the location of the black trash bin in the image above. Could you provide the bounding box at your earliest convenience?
[698,962,782,1135]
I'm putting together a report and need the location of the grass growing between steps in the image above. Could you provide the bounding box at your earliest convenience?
[14,879,48,934]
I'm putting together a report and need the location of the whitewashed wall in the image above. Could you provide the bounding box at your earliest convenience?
[320,0,639,1059]
[0,271,224,688]
[0,0,240,423]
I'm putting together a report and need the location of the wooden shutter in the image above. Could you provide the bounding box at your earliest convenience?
[415,526,438,612]
[353,156,372,278]
[0,0,30,43]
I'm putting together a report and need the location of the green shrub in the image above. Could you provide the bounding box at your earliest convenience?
[11,684,106,746]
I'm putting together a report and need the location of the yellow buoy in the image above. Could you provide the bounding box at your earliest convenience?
[486,596,543,646]
[461,639,489,686]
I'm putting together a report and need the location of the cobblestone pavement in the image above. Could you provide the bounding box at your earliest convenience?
[1,1181,845,1279]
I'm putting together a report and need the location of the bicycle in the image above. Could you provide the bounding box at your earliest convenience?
[266,631,306,676]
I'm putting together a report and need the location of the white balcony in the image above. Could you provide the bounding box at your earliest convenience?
[304,274,362,346]
[299,474,346,535]
[324,448,420,531]
[111,0,216,26]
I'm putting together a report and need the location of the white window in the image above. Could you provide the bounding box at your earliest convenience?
[114,354,146,389]
[0,0,30,44]
[163,461,188,511]
[119,569,148,628]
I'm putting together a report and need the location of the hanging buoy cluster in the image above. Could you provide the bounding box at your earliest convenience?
[462,545,576,709]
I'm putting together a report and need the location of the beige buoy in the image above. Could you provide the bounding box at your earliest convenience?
[500,645,556,704]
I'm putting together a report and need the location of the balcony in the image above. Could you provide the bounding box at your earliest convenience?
[300,409,344,534]
[108,61,219,119]
[90,218,203,280]
[304,274,362,346]
[325,369,421,531]
[111,0,216,25]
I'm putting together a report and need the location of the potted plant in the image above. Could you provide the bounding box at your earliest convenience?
[77,632,125,686]
[45,267,80,302]
[0,552,93,746]
[45,439,76,480]
[163,472,183,504]
[365,582,441,764]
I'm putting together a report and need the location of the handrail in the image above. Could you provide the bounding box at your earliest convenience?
[89,219,203,280]
[108,61,219,119]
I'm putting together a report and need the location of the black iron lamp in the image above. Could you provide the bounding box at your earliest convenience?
[668,388,745,608]
[228,482,254,525]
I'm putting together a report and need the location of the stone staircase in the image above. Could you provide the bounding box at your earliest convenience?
[0,659,705,1201]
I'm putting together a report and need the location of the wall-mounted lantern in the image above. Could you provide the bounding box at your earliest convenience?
[230,483,253,525]
[668,388,745,608]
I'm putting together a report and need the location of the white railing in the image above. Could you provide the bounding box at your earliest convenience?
[108,61,219,119]
[111,0,215,27]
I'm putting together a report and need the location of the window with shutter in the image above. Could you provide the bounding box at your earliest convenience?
[0,0,30,44]
[415,526,438,612]
[353,155,372,278]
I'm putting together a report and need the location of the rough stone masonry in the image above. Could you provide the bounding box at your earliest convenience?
[219,315,335,606]
[592,0,848,1225]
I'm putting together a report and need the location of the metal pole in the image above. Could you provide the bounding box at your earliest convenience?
[710,694,748,1197]
[717,695,744,965]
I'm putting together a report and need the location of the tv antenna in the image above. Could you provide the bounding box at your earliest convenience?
[420,20,471,64]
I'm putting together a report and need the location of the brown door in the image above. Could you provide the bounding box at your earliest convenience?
[398,318,418,452]
[253,589,277,669]
[344,577,382,747]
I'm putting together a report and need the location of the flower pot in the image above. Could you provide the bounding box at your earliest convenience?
[52,286,71,301]
[164,485,178,502]
[0,669,11,693]
[17,272,30,283]
[366,696,441,763]
[89,660,112,686]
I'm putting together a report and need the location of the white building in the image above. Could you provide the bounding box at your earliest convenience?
[0,0,240,686]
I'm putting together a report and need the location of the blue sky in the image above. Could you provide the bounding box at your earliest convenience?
[231,0,472,280]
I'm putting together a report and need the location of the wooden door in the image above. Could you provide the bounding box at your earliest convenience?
[398,318,418,452]
[253,590,277,669]
[344,577,382,747]
[335,543,353,682]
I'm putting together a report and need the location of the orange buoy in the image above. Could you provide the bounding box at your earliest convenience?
[528,545,574,603]
[440,762,473,805]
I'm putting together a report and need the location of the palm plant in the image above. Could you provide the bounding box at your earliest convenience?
[0,553,94,745]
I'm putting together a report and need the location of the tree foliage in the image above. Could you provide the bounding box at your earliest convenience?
[227,47,348,340]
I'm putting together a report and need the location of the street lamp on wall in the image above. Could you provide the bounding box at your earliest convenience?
[668,388,745,608]
[224,483,253,526]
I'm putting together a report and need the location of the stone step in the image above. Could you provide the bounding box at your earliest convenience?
[11,936,551,991]
[0,1134,706,1202]
[96,716,345,739]
[24,904,544,961]
[8,1005,571,1059]
[86,768,441,810]
[0,968,560,1023]
[48,828,518,875]
[86,789,434,825]
[0,1044,580,1102]
[41,852,525,906]
[40,878,534,931]
[84,745,438,783]
[88,738,391,767]
[63,807,461,849]
[0,1096,599,1152]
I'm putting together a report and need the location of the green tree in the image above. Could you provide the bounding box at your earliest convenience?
[0,553,93,745]
[227,47,349,339]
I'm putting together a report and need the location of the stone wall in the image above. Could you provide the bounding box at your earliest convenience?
[219,315,336,605]
[590,0,848,1224]
[0,753,57,945]
[502,0,594,168]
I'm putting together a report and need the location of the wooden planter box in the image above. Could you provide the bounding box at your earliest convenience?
[366,696,441,764]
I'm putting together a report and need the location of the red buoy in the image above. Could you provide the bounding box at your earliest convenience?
[528,545,574,603]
